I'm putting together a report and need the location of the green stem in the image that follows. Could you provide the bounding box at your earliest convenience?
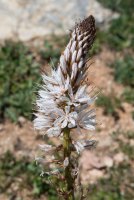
[63,128,75,200]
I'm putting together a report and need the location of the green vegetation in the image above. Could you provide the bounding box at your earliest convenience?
[122,88,134,105]
[120,142,134,160]
[112,130,134,160]
[118,131,134,160]
[98,0,134,51]
[0,151,57,199]
[96,0,134,115]
[111,56,134,87]
[0,41,41,122]
[98,0,133,13]
[105,16,134,51]
[96,95,122,119]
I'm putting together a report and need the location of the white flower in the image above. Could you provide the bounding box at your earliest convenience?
[67,85,95,106]
[75,85,93,104]
[47,126,61,137]
[43,68,70,97]
[53,106,78,129]
[77,108,96,130]
[34,114,52,130]
[34,15,97,150]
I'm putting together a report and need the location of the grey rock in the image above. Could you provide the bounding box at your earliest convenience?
[0,0,119,41]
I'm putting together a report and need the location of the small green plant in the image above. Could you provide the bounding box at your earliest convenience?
[105,15,134,51]
[119,141,134,160]
[111,56,134,87]
[0,41,41,121]
[113,130,134,160]
[98,0,134,51]
[122,88,134,105]
[0,151,57,198]
[95,95,121,119]
[98,0,133,14]
[118,132,134,160]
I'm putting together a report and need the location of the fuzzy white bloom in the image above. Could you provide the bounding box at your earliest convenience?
[34,15,96,153]
[53,106,77,128]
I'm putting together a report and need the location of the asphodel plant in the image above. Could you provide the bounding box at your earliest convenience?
[34,16,97,199]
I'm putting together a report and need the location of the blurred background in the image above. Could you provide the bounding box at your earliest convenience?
[0,0,134,199]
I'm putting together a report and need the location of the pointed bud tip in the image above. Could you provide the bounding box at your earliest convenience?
[76,15,96,34]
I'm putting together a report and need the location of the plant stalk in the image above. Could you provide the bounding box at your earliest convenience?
[63,128,75,200]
